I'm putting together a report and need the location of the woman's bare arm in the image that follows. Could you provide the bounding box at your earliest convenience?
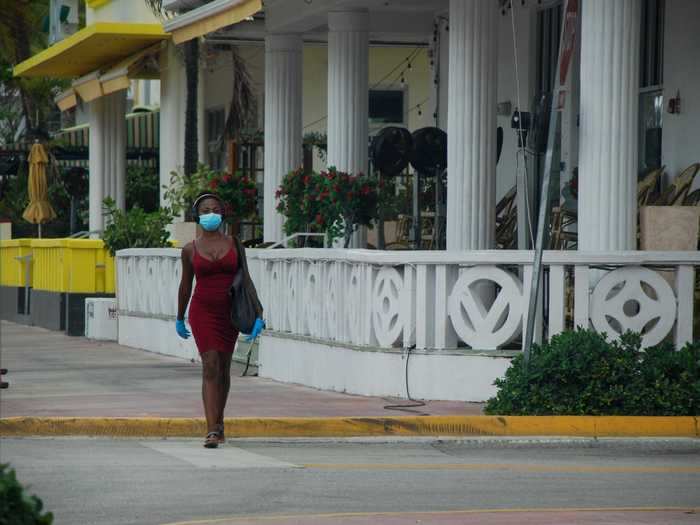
[177,243,195,320]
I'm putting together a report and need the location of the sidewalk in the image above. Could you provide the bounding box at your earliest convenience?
[0,321,480,419]
[2,321,697,439]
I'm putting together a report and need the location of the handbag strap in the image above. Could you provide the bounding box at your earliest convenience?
[234,236,249,275]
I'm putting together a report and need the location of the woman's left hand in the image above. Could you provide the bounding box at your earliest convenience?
[245,318,265,342]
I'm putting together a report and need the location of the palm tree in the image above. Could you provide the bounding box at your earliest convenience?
[146,1,257,179]
[0,0,68,141]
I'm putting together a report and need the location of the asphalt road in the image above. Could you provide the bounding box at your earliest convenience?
[3,437,700,525]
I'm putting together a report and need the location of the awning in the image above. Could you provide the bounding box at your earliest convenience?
[99,43,163,96]
[13,22,168,78]
[164,0,261,45]
[55,89,78,112]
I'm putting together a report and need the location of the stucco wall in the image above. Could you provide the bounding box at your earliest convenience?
[86,0,159,24]
[201,44,433,170]
[662,0,700,190]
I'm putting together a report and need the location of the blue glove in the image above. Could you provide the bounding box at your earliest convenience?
[175,319,191,339]
[245,318,265,342]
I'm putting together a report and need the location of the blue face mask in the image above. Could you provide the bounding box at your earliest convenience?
[199,213,222,231]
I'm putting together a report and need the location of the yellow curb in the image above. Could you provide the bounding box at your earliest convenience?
[0,416,698,438]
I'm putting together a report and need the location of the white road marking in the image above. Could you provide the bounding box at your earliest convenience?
[140,441,301,469]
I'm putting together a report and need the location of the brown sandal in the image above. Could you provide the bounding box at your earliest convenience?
[204,431,220,449]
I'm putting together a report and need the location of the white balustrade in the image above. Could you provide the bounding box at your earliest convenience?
[116,248,700,352]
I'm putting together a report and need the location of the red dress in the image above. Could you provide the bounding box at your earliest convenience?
[188,241,239,354]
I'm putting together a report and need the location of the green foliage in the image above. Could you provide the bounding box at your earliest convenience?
[101,197,173,256]
[0,463,53,525]
[126,166,159,213]
[484,329,700,416]
[162,165,211,219]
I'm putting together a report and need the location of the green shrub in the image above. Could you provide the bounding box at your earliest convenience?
[0,463,53,525]
[484,329,700,416]
[126,166,159,213]
[101,197,174,256]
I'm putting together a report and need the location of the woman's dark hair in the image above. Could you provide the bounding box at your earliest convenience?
[192,192,224,215]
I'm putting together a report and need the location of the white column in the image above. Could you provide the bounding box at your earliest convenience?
[446,0,498,251]
[578,0,640,251]
[327,10,369,248]
[88,91,127,235]
[114,91,126,211]
[264,34,303,243]
[88,97,105,235]
[159,41,186,209]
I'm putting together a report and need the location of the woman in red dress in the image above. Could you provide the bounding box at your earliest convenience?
[175,193,263,448]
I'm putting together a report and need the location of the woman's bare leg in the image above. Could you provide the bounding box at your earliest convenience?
[200,351,221,433]
[217,351,233,427]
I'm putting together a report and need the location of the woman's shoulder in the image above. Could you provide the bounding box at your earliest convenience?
[181,241,195,255]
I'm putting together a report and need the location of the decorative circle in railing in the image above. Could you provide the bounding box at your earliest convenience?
[372,267,406,347]
[590,267,676,347]
[448,266,523,349]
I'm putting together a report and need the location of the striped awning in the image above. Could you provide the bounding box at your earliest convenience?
[53,109,160,168]
[163,0,261,45]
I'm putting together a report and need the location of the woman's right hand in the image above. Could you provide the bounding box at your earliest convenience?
[175,319,191,339]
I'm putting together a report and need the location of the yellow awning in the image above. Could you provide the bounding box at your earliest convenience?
[73,72,103,103]
[167,0,261,45]
[13,22,168,78]
[55,89,78,112]
[100,43,163,96]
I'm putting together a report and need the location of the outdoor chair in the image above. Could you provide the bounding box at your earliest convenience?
[496,186,517,249]
[384,214,412,250]
[550,206,578,250]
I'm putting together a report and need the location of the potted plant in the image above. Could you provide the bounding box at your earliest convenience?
[276,167,323,243]
[206,170,258,235]
[101,197,174,255]
[277,167,380,248]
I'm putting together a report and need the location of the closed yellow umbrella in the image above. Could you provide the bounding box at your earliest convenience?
[22,142,56,237]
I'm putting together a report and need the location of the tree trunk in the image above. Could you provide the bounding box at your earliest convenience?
[183,38,199,177]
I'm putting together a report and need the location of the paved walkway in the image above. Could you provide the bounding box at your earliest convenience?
[0,321,482,419]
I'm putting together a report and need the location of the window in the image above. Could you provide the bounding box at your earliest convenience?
[640,0,664,89]
[638,0,665,172]
[369,90,404,124]
[206,108,225,171]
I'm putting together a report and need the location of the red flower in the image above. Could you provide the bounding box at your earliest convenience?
[222,174,232,183]
[209,179,219,189]
[275,189,282,199]
[315,213,324,225]
[361,185,370,195]
[303,175,310,185]
[346,192,354,200]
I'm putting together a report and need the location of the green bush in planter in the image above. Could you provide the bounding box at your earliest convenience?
[484,329,700,416]
[101,198,174,256]
[0,463,53,524]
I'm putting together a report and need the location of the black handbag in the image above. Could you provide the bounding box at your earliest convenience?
[229,237,262,334]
